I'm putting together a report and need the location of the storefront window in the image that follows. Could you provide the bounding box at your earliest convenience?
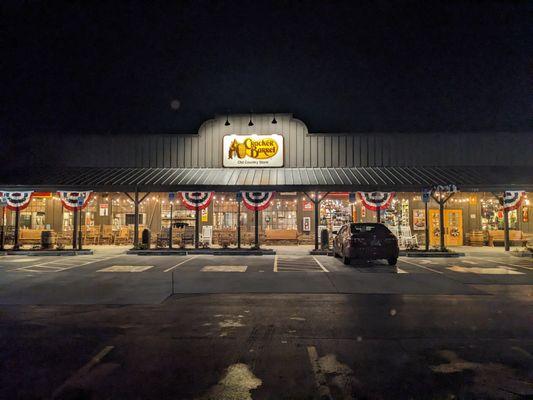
[480,197,518,230]
[213,194,238,229]
[263,197,297,230]
[320,197,351,231]
[263,210,296,230]
[161,201,195,229]
[18,197,47,229]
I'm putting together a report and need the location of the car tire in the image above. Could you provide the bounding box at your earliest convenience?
[342,254,351,265]
[387,257,397,266]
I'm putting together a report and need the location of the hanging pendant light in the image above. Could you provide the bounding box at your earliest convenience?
[248,113,254,126]
[271,113,277,124]
[225,114,230,126]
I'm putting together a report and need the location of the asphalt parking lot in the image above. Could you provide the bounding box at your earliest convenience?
[0,248,532,399]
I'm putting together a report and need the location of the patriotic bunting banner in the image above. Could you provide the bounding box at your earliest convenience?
[241,192,275,211]
[58,191,93,211]
[0,191,34,211]
[178,192,214,210]
[503,191,526,211]
[358,192,395,211]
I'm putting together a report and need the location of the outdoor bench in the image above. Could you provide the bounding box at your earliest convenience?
[488,230,528,247]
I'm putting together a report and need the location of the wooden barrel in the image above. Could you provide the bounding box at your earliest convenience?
[41,230,57,249]
[469,230,485,246]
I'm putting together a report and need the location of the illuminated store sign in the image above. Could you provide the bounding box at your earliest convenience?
[223,134,284,167]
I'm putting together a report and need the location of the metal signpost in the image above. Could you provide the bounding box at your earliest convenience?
[168,193,175,249]
[422,189,431,251]
[77,196,84,250]
[236,192,242,248]
[349,192,356,223]
[0,198,6,251]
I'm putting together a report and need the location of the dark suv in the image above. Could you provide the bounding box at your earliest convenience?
[333,223,399,265]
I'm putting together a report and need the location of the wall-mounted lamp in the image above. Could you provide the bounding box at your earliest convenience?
[271,113,277,124]
[225,115,230,126]
[248,113,254,127]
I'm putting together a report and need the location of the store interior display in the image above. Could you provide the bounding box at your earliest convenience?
[480,197,518,230]
[320,198,351,231]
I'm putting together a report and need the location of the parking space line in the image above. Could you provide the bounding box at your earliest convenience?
[469,257,533,271]
[273,255,278,272]
[312,256,329,272]
[399,258,444,274]
[163,255,199,272]
[13,255,121,273]
[276,256,324,272]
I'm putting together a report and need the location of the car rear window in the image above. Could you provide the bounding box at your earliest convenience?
[350,224,390,234]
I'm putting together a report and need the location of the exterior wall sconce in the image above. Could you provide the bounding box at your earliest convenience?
[272,113,277,124]
[225,115,230,126]
[248,113,254,127]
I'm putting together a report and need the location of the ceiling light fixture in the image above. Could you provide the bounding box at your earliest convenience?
[271,113,277,124]
[225,114,230,126]
[248,113,254,127]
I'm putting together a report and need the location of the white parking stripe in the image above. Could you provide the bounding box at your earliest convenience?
[312,256,329,272]
[163,255,199,272]
[399,258,444,274]
[469,257,533,271]
[13,255,121,273]
[273,255,278,272]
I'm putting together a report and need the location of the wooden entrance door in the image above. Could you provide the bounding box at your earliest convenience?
[428,209,463,247]
[428,209,441,247]
[444,209,463,246]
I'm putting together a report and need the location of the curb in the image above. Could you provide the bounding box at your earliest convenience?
[400,251,464,257]
[1,250,94,256]
[310,250,333,256]
[512,251,533,258]
[128,249,275,256]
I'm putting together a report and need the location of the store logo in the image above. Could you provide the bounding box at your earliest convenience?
[223,134,284,167]
[228,137,279,160]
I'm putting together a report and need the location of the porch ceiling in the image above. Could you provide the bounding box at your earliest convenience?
[0,166,531,192]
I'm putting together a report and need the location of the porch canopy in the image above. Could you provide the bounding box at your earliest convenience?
[1,166,531,192]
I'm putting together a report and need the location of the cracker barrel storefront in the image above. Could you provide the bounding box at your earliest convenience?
[0,114,531,251]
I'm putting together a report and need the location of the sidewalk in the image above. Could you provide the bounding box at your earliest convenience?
[454,245,530,257]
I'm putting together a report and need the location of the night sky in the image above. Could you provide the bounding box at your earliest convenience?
[3,0,531,136]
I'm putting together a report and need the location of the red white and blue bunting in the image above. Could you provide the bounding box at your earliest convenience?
[0,191,34,211]
[241,192,275,211]
[503,191,526,211]
[58,191,93,211]
[178,192,214,210]
[358,192,395,211]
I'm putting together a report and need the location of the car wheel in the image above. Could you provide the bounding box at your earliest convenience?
[387,257,397,266]
[342,253,351,265]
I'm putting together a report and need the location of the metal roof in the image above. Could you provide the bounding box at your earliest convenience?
[0,166,531,192]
